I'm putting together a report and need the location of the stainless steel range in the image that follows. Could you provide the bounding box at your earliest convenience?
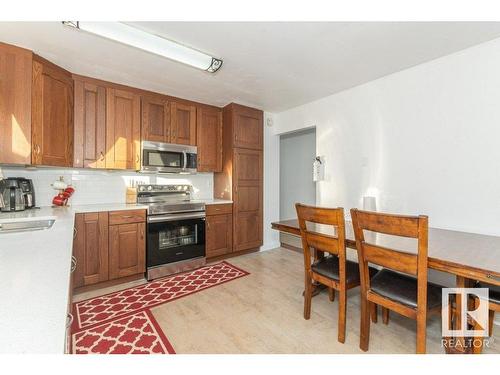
[138,184,206,280]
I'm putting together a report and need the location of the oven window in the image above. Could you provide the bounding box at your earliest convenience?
[146,150,182,167]
[147,217,206,267]
[159,223,198,250]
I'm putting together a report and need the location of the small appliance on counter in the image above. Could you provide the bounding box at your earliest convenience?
[0,177,36,212]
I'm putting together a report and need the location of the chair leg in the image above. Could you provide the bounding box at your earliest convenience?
[359,295,370,351]
[328,287,335,302]
[382,307,389,325]
[370,302,378,323]
[416,314,427,354]
[304,273,313,320]
[338,289,346,343]
[489,310,495,336]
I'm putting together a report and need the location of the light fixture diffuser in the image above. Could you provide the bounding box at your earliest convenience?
[62,21,222,73]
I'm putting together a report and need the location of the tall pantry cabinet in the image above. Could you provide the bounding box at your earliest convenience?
[214,103,263,253]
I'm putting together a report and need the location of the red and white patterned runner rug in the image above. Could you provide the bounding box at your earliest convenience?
[72,261,249,354]
[73,310,175,354]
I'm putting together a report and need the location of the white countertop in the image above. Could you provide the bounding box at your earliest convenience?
[198,199,233,205]
[0,199,232,353]
[0,203,147,353]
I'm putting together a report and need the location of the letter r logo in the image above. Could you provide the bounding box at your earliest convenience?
[442,288,489,337]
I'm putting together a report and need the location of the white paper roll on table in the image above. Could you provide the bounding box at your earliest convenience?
[363,196,377,211]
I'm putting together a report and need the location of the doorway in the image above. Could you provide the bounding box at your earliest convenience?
[279,128,316,248]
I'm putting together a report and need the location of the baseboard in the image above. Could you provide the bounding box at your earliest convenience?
[259,241,280,252]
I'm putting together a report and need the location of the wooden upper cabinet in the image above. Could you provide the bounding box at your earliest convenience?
[0,43,32,165]
[141,95,170,143]
[73,79,106,168]
[171,101,196,145]
[106,88,141,170]
[197,106,222,172]
[109,222,146,280]
[31,56,73,166]
[73,212,109,288]
[232,104,263,150]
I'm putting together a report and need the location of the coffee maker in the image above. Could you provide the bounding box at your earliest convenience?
[0,178,36,212]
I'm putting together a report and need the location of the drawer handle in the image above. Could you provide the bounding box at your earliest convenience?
[66,313,74,328]
[120,215,134,219]
[71,256,77,273]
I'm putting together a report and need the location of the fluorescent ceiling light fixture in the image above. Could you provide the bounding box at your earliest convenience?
[62,21,223,73]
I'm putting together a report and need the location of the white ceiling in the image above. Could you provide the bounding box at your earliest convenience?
[1,22,500,112]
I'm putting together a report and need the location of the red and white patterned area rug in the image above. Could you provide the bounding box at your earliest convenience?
[72,261,249,354]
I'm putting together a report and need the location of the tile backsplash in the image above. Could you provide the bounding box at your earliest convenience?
[0,167,214,207]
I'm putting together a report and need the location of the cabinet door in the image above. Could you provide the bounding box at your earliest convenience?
[142,95,170,143]
[109,222,146,280]
[206,214,232,258]
[106,88,141,170]
[233,104,263,150]
[0,43,32,164]
[73,212,109,288]
[171,102,196,145]
[32,58,74,166]
[233,148,263,251]
[73,80,106,168]
[197,107,222,172]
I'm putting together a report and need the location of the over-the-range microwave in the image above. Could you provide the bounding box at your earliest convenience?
[141,141,197,174]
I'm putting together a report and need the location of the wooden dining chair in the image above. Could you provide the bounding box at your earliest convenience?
[295,203,376,343]
[350,209,444,354]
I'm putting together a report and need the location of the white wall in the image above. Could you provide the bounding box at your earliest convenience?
[262,112,280,251]
[274,37,500,237]
[0,167,213,207]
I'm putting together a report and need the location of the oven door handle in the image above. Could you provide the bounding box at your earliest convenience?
[147,212,206,223]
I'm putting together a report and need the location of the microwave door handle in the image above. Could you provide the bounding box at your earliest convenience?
[182,151,187,170]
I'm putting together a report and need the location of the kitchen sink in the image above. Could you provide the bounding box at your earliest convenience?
[0,218,56,234]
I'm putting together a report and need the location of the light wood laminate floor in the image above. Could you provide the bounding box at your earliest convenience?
[74,247,500,354]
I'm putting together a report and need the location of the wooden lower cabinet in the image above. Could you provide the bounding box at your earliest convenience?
[109,222,146,280]
[72,210,146,289]
[206,208,233,258]
[73,212,109,288]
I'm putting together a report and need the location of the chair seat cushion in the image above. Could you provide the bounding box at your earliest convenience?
[311,256,376,285]
[370,269,443,310]
[477,282,500,305]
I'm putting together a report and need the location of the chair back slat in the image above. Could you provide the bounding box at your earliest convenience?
[296,203,345,258]
[363,243,417,276]
[354,210,420,238]
[304,232,340,255]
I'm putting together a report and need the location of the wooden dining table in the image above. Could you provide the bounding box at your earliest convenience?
[271,218,500,353]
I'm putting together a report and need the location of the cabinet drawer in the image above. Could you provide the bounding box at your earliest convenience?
[206,203,233,216]
[108,209,146,225]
